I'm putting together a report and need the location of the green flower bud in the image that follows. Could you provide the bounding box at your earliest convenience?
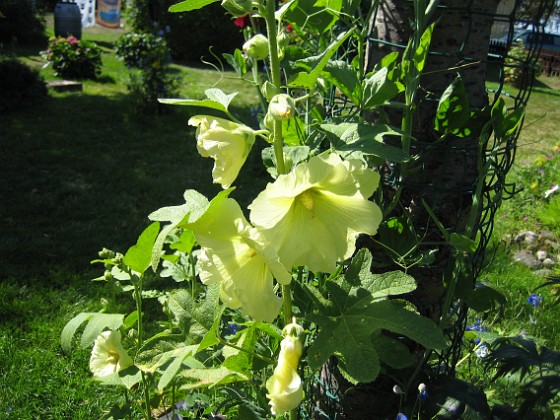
[243,34,269,61]
[261,81,278,101]
[221,0,253,17]
[268,94,296,121]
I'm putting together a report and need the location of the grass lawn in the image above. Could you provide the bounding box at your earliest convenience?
[1,14,560,418]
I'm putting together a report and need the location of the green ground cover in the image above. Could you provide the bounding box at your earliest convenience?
[1,15,559,418]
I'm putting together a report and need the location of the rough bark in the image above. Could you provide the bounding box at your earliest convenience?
[315,1,500,418]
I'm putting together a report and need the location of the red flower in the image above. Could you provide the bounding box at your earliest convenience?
[286,24,293,32]
[234,15,251,29]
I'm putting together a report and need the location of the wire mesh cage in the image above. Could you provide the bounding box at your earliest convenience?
[308,0,557,418]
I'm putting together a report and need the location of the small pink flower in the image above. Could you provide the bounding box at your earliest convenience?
[67,36,79,46]
[234,15,251,28]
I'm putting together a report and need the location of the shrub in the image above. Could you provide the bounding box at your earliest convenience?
[155,2,244,62]
[0,56,47,113]
[0,0,45,44]
[115,32,179,113]
[41,35,102,79]
[505,41,542,88]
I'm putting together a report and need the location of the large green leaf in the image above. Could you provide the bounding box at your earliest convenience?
[159,88,237,113]
[178,366,249,390]
[148,189,212,270]
[123,222,160,274]
[319,122,409,162]
[414,23,434,72]
[169,0,219,13]
[434,76,471,136]
[282,0,342,34]
[289,30,353,89]
[307,249,445,384]
[362,66,404,109]
[345,249,417,300]
[61,312,125,353]
[167,283,220,341]
[321,60,361,105]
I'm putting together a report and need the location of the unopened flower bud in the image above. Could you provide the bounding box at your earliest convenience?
[268,94,296,121]
[243,34,269,61]
[266,320,305,414]
[393,385,404,395]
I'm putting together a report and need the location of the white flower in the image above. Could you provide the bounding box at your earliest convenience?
[89,330,133,377]
[544,184,558,198]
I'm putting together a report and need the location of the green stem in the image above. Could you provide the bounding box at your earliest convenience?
[132,276,151,420]
[282,284,293,324]
[262,0,287,176]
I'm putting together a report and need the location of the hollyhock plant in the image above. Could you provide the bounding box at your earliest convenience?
[266,320,305,414]
[89,330,133,377]
[249,153,383,273]
[189,193,291,322]
[189,115,256,189]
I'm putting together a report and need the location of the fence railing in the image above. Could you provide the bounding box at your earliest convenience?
[488,40,560,78]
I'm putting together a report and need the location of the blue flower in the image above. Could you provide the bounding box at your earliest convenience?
[527,294,543,308]
[475,343,489,359]
[466,318,486,332]
[396,413,408,420]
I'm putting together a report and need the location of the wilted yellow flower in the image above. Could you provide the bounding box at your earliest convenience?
[266,320,305,415]
[190,194,291,322]
[89,330,133,377]
[249,153,383,273]
[189,115,255,189]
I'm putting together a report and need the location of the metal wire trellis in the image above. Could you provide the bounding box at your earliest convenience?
[306,0,556,418]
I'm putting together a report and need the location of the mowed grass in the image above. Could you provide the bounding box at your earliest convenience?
[0,18,262,418]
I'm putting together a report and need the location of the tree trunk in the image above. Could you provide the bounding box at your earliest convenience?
[315,1,500,418]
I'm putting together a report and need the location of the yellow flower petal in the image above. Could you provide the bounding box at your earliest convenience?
[89,330,133,378]
[249,153,382,273]
[190,195,290,322]
[189,115,255,189]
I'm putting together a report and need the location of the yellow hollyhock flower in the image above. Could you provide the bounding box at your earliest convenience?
[266,320,305,415]
[249,153,383,273]
[89,330,133,377]
[189,115,255,189]
[190,194,291,322]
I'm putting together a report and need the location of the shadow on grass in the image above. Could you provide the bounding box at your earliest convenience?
[0,90,269,281]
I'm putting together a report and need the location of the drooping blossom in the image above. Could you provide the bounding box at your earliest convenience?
[89,330,133,377]
[189,193,291,322]
[189,115,255,189]
[266,320,305,415]
[249,153,383,273]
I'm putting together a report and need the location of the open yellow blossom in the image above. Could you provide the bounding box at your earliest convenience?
[189,115,255,189]
[89,330,133,378]
[249,153,383,273]
[266,321,305,415]
[190,194,291,322]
